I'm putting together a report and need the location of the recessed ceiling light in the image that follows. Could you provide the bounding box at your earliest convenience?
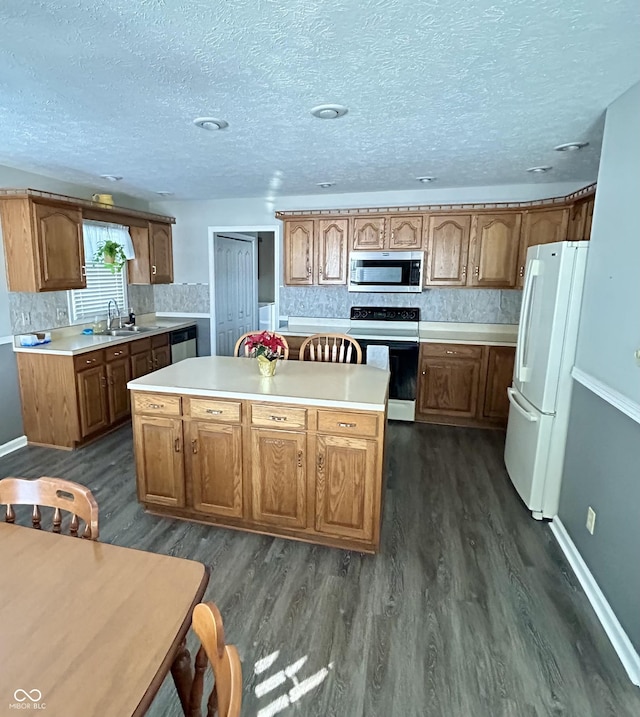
[310,104,348,120]
[416,176,436,183]
[317,182,335,189]
[193,117,229,131]
[155,191,174,196]
[100,174,122,181]
[554,142,589,152]
[527,166,552,173]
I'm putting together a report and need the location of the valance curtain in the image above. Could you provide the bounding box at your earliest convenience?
[82,221,135,261]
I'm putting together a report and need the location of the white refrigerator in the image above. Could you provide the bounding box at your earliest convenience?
[504,241,589,519]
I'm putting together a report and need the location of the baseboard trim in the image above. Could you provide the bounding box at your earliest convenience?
[550,518,640,686]
[0,435,27,458]
[572,367,640,426]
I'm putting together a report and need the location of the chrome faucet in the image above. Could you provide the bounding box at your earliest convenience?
[107,299,122,330]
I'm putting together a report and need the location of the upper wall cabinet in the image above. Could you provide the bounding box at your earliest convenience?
[567,196,595,241]
[468,213,522,288]
[128,222,174,285]
[0,197,86,292]
[317,219,348,285]
[424,214,471,286]
[283,218,349,286]
[284,219,315,285]
[518,208,569,287]
[352,214,422,250]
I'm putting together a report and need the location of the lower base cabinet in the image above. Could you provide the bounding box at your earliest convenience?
[131,392,385,552]
[416,343,515,428]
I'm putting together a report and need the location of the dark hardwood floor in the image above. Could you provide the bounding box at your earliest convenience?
[1,421,638,717]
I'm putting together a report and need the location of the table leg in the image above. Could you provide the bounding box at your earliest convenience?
[171,638,193,715]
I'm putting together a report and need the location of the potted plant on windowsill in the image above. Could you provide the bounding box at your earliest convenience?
[94,239,127,274]
[245,331,287,376]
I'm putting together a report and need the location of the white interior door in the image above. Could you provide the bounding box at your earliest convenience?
[213,234,257,356]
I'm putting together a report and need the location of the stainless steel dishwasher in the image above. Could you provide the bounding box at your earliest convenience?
[170,326,197,363]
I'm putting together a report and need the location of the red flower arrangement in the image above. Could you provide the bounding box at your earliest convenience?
[245,331,286,361]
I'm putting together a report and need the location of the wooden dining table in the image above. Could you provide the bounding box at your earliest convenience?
[0,522,209,716]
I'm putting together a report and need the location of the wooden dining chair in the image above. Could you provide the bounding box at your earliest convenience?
[233,331,290,360]
[299,333,363,364]
[0,476,99,540]
[187,602,242,717]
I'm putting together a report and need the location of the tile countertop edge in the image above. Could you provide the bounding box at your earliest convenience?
[127,383,386,412]
[12,320,197,356]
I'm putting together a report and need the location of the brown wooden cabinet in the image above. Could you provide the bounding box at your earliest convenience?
[482,347,516,421]
[106,356,131,423]
[76,365,110,438]
[416,343,516,428]
[128,222,174,285]
[518,208,569,287]
[314,434,376,541]
[251,428,307,529]
[188,421,243,519]
[352,214,422,250]
[389,215,423,249]
[0,198,86,292]
[131,392,386,553]
[134,415,185,508]
[417,344,483,419]
[317,219,348,284]
[424,214,471,286]
[283,219,314,285]
[352,216,385,250]
[469,213,522,288]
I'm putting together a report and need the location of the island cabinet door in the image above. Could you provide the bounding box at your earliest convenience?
[314,435,376,542]
[250,429,307,528]
[134,415,185,508]
[187,421,243,519]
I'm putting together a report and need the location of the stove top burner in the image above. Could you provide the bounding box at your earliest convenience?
[350,306,420,322]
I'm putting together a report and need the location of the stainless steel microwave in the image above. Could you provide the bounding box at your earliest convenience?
[348,251,423,293]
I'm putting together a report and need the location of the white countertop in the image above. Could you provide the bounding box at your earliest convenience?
[13,319,197,356]
[128,355,390,411]
[418,322,518,346]
[279,316,518,347]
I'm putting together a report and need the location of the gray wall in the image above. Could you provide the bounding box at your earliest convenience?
[559,385,640,649]
[0,344,23,444]
[558,81,640,652]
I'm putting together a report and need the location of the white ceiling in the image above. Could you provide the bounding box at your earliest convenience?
[0,0,638,200]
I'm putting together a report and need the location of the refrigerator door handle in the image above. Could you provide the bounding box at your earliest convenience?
[507,388,538,422]
[516,258,541,384]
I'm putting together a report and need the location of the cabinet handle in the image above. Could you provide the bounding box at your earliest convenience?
[474,266,480,277]
[205,409,222,415]
[519,265,525,277]
[81,265,86,278]
[317,454,324,471]
[297,450,303,468]
[269,415,287,422]
[338,422,356,428]
[113,351,122,356]
[149,403,164,409]
[191,439,198,454]
[100,376,107,388]
[306,264,311,276]
[109,377,114,385]
[174,438,181,453]
[152,265,157,275]
[462,265,467,276]
[147,360,153,370]
[85,359,95,364]
[391,230,395,242]
[445,350,457,355]
[422,370,427,375]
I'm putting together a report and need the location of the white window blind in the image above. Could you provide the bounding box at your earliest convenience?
[68,222,131,322]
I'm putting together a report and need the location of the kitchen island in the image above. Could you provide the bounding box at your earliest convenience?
[128,356,390,552]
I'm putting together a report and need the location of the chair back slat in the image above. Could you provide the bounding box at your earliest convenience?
[299,333,363,364]
[0,477,99,540]
[189,602,242,717]
[233,332,290,360]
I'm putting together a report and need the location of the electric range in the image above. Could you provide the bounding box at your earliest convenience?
[348,306,420,421]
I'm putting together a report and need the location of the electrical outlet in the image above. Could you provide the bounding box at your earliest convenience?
[586,506,596,535]
[56,307,67,321]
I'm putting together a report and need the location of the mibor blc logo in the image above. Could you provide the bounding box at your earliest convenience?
[9,689,46,710]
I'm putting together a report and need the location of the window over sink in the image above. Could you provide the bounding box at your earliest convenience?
[68,222,133,321]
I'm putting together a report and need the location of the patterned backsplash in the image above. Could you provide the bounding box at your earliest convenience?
[279,285,522,324]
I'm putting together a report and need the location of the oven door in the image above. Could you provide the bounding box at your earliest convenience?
[357,338,419,401]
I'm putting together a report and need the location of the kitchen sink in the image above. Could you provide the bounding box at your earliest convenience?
[101,326,158,336]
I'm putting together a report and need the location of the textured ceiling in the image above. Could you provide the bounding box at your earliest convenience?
[0,0,638,200]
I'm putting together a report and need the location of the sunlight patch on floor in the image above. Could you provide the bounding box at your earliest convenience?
[254,650,334,717]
